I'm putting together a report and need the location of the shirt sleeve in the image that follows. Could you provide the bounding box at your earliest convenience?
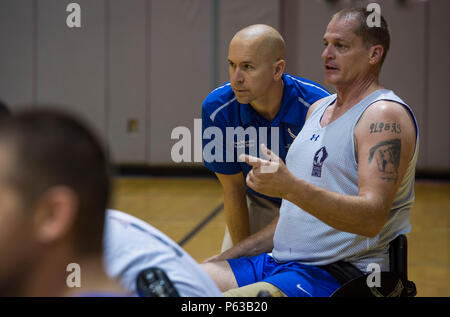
[301,79,331,105]
[103,211,223,297]
[201,103,241,175]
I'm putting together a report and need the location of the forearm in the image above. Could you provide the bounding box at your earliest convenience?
[216,217,278,260]
[284,178,389,237]
[223,191,250,244]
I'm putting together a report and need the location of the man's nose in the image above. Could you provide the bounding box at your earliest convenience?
[321,44,334,61]
[231,67,244,83]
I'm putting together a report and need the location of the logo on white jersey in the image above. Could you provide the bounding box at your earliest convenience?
[312,146,328,177]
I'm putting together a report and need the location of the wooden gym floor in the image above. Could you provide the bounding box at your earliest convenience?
[110,177,450,297]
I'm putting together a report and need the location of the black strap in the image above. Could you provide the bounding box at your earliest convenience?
[320,261,365,285]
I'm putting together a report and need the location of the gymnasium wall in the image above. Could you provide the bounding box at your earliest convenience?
[0,0,448,171]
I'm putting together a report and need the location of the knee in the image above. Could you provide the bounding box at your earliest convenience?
[200,261,238,292]
[223,282,287,297]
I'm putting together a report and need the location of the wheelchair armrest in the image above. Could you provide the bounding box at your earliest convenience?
[389,234,408,283]
[330,272,405,297]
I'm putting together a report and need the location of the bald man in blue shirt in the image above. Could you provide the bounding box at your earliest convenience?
[202,24,330,254]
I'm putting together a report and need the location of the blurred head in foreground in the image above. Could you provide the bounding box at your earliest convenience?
[0,108,123,296]
[0,100,11,117]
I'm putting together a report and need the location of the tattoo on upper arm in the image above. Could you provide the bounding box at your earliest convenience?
[368,139,401,182]
[369,122,401,134]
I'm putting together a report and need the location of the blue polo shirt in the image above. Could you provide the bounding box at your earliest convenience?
[201,73,330,203]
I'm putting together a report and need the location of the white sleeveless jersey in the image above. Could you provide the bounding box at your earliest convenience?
[272,89,419,271]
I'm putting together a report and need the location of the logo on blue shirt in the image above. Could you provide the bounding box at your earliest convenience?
[288,128,297,139]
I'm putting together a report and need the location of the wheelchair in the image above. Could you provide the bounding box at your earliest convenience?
[330,234,417,297]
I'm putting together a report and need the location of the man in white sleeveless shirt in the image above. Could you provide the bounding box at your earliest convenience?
[201,8,418,297]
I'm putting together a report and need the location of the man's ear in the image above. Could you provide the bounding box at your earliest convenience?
[32,186,79,245]
[274,59,286,80]
[369,45,384,66]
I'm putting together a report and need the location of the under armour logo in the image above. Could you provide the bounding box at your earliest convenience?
[310,134,320,141]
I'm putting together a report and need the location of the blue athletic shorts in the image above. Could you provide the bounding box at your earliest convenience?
[227,253,341,297]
